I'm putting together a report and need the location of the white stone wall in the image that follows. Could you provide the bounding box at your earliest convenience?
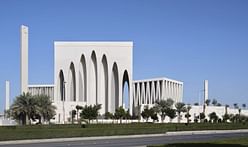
[54,42,133,123]
[133,78,183,109]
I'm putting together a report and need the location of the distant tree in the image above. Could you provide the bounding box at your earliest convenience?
[242,104,246,110]
[75,105,83,122]
[194,102,199,106]
[155,98,174,123]
[222,114,230,123]
[199,112,205,122]
[212,99,218,106]
[175,102,187,123]
[141,105,150,122]
[205,99,211,106]
[114,106,126,124]
[217,103,222,106]
[185,105,192,124]
[209,112,218,123]
[150,107,159,123]
[233,103,239,109]
[104,112,113,119]
[166,108,176,122]
[80,104,101,124]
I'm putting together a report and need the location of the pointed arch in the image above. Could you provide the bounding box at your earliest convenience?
[69,62,76,101]
[101,55,108,113]
[90,51,98,104]
[122,70,130,109]
[79,55,87,102]
[111,62,119,112]
[59,70,65,101]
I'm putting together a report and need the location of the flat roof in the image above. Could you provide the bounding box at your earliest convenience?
[54,41,133,47]
[133,77,183,84]
[28,84,54,88]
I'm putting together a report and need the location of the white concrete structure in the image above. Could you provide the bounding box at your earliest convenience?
[28,85,54,100]
[53,42,133,123]
[5,81,10,111]
[20,25,28,93]
[133,78,183,106]
[204,80,208,104]
[133,77,183,116]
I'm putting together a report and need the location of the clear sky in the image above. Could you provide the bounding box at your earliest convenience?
[0,0,248,113]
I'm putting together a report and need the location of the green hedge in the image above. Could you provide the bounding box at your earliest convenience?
[0,123,247,141]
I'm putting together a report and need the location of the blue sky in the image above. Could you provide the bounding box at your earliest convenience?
[0,0,248,112]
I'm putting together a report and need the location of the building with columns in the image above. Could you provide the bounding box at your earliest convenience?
[20,25,184,123]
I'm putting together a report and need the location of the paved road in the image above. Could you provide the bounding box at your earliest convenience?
[1,132,248,147]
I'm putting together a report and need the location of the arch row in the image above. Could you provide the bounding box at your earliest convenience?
[132,79,183,107]
[57,51,131,114]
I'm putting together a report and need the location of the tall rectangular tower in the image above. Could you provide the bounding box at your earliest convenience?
[21,25,28,93]
[5,81,10,111]
[204,80,208,103]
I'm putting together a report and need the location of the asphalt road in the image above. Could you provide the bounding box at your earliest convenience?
[1,132,248,147]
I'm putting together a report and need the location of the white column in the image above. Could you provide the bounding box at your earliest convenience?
[5,81,10,111]
[21,25,29,94]
[204,80,208,103]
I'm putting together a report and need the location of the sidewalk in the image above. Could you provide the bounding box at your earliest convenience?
[0,129,248,145]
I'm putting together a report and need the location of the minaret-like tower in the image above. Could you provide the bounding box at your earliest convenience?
[21,25,28,94]
[204,80,208,104]
[5,81,10,111]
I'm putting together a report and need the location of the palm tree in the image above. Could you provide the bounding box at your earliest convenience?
[155,98,174,123]
[175,102,187,123]
[10,92,36,125]
[35,94,56,124]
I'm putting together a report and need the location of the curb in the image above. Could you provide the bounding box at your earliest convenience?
[0,129,248,145]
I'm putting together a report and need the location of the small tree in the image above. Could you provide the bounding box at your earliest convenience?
[205,99,211,106]
[175,102,187,123]
[233,103,239,109]
[150,107,159,123]
[242,104,246,110]
[80,104,101,124]
[141,105,150,122]
[209,112,218,123]
[104,112,113,119]
[194,102,199,106]
[185,105,192,124]
[222,114,230,123]
[114,106,126,124]
[155,98,174,123]
[166,108,176,123]
[199,112,205,122]
[212,99,218,106]
[75,105,83,122]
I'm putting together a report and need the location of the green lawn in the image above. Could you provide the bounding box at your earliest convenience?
[0,123,247,141]
[150,136,248,147]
